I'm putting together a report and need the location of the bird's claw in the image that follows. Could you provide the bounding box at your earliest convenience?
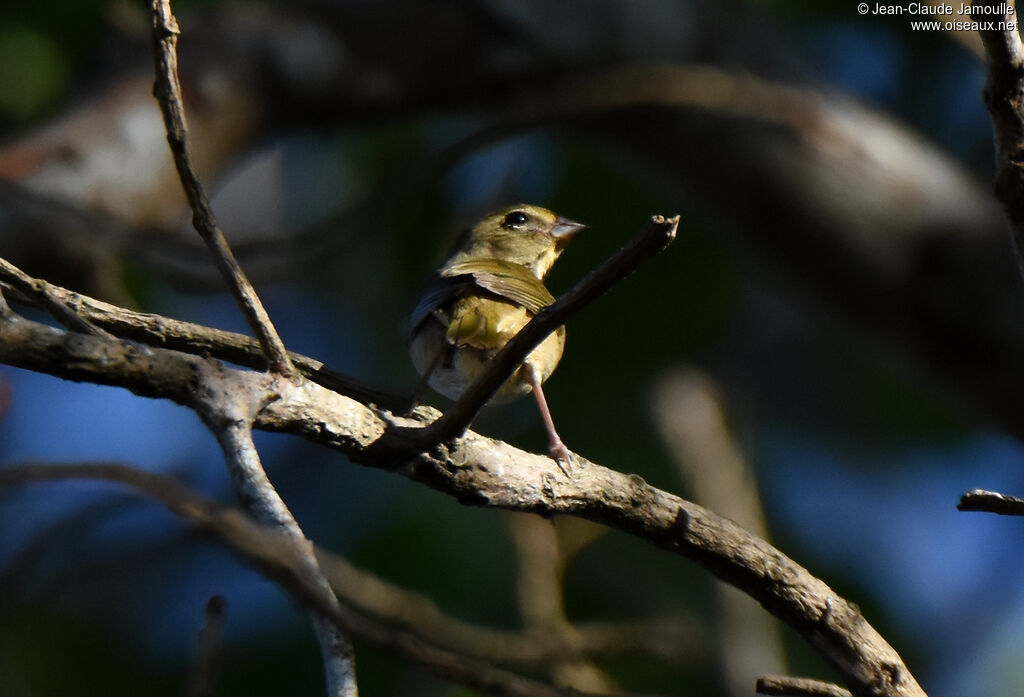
[549,440,574,477]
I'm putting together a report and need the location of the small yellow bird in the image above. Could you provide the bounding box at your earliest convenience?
[408,204,586,467]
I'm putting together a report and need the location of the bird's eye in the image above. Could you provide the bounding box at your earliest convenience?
[501,211,530,228]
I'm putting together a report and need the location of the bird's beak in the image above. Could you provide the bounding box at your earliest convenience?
[550,216,587,248]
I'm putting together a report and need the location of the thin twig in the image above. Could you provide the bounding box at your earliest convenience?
[756,675,853,697]
[958,488,1024,515]
[406,214,678,449]
[149,0,293,376]
[0,463,660,697]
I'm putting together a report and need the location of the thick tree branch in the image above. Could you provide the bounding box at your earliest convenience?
[0,306,925,697]
[149,0,293,376]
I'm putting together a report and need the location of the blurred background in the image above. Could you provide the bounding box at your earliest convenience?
[2,1,1023,695]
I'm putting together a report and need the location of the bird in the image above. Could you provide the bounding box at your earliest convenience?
[408,203,586,470]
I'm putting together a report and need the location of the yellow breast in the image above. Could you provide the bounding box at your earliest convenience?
[409,297,565,405]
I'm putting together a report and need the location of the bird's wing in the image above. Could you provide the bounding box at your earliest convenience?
[406,274,464,337]
[442,259,556,314]
[407,258,557,340]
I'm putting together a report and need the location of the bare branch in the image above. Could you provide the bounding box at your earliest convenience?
[0,307,926,697]
[757,675,852,697]
[977,2,1024,273]
[316,548,706,667]
[0,463,660,697]
[409,214,678,449]
[197,370,356,697]
[958,488,1024,515]
[148,0,293,376]
[0,257,405,410]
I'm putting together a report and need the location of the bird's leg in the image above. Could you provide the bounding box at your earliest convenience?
[524,364,573,476]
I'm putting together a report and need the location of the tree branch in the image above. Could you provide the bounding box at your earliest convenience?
[149,0,293,376]
[0,463,658,697]
[316,548,706,667]
[0,258,405,411]
[958,6,1024,527]
[0,257,112,339]
[190,362,357,696]
[0,305,926,697]
[977,2,1024,273]
[958,488,1024,515]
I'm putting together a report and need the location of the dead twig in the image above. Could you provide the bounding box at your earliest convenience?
[149,0,293,376]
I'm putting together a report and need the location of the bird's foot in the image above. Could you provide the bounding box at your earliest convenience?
[548,439,574,477]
